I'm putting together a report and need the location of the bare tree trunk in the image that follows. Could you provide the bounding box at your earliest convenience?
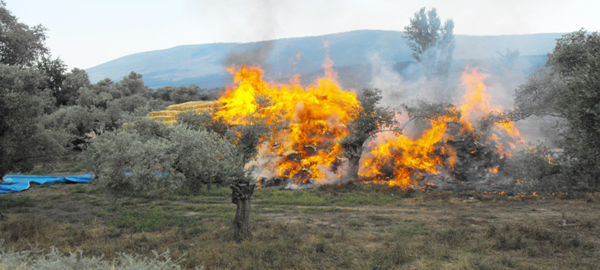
[347,155,361,182]
[230,182,255,242]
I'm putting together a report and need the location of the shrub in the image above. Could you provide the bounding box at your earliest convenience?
[86,122,244,196]
[505,144,562,192]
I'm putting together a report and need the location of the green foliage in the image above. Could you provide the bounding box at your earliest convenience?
[0,64,68,178]
[116,71,153,98]
[43,105,95,137]
[340,88,397,181]
[154,84,205,103]
[513,30,600,191]
[86,123,245,196]
[169,125,244,194]
[403,7,455,79]
[0,2,48,67]
[37,56,67,106]
[61,67,90,106]
[233,119,271,163]
[124,117,173,140]
[177,111,229,136]
[111,94,149,114]
[505,144,561,192]
[0,195,37,208]
[111,209,196,232]
[547,29,600,77]
[554,49,600,190]
[512,66,564,120]
[85,129,184,196]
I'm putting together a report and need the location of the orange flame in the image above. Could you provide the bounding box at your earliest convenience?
[359,66,525,188]
[359,113,459,188]
[216,61,525,189]
[216,62,358,182]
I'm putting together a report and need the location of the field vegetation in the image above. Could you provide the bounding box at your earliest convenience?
[2,3,600,269]
[0,165,598,269]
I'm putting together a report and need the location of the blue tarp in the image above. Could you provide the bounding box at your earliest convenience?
[0,174,93,194]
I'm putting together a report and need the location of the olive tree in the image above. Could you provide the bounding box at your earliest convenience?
[0,1,47,67]
[340,88,397,182]
[86,119,244,196]
[0,65,68,218]
[513,29,600,191]
[86,116,265,242]
[0,2,70,218]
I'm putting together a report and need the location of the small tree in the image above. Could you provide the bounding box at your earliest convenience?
[340,88,397,182]
[87,116,270,242]
[403,7,455,79]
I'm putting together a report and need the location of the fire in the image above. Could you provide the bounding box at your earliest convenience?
[358,67,524,187]
[459,68,499,130]
[487,165,500,174]
[211,58,524,189]
[216,63,358,183]
[359,113,459,188]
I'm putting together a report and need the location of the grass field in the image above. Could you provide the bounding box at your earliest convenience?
[0,174,598,269]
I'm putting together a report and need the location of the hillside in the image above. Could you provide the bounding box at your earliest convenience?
[86,30,563,89]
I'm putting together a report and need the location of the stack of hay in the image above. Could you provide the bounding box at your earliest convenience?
[147,101,219,125]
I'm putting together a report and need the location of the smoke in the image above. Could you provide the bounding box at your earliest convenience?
[368,52,404,107]
[363,48,562,191]
[224,41,275,73]
[222,0,278,74]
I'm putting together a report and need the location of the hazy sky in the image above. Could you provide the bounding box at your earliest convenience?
[9,0,599,69]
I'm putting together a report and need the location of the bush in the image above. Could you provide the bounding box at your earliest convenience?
[505,144,562,192]
[85,123,244,196]
[85,129,184,196]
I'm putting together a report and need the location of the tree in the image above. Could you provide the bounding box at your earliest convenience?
[513,29,600,191]
[171,84,202,103]
[554,48,600,190]
[154,84,207,104]
[43,105,95,137]
[37,56,67,106]
[0,1,48,66]
[87,120,245,195]
[403,7,455,79]
[340,88,397,182]
[60,68,90,106]
[0,65,68,218]
[86,118,260,241]
[0,3,67,219]
[117,71,152,98]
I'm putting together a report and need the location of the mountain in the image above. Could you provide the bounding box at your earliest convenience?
[86,30,564,89]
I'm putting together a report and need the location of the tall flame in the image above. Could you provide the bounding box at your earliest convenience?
[359,67,524,187]
[213,62,524,188]
[216,64,358,182]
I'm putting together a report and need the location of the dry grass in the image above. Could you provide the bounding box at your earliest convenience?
[0,181,598,269]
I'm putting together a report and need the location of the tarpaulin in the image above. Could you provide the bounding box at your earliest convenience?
[0,174,93,194]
